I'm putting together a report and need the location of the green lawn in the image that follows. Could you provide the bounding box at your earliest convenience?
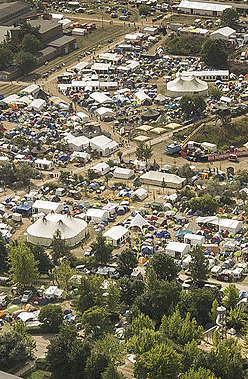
[24,370,50,379]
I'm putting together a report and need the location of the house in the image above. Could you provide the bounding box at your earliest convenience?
[165,241,190,259]
[178,0,232,16]
[140,171,186,189]
[34,158,53,171]
[103,225,129,246]
[89,135,119,156]
[210,26,236,40]
[32,200,64,214]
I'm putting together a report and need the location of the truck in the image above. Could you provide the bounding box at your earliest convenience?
[166,142,182,155]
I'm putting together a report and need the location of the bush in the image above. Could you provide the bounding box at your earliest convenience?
[165,35,205,56]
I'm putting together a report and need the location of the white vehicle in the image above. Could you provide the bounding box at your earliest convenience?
[44,286,64,300]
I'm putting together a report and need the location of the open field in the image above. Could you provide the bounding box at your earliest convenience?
[0,83,25,97]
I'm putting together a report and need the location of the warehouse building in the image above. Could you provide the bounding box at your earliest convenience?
[178,0,232,16]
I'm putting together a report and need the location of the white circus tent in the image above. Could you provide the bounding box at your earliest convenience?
[167,75,208,97]
[26,213,88,247]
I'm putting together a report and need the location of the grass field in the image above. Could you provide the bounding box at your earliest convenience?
[27,24,131,79]
[0,83,25,97]
[24,370,50,379]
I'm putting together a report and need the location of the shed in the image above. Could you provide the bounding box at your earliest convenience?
[103,225,129,246]
[165,241,190,259]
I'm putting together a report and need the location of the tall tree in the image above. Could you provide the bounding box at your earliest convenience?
[55,259,75,293]
[50,229,70,265]
[38,304,63,333]
[180,94,206,117]
[221,8,239,27]
[135,142,144,161]
[27,243,53,274]
[0,234,8,272]
[222,284,239,309]
[200,39,228,68]
[117,249,138,276]
[0,331,30,370]
[7,243,38,287]
[91,233,113,265]
[134,343,182,379]
[147,251,178,282]
[82,306,112,339]
[143,144,152,167]
[19,34,42,54]
[189,245,209,283]
[14,51,37,75]
[15,162,36,186]
[0,45,13,70]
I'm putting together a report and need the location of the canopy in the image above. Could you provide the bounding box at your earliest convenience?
[129,213,150,230]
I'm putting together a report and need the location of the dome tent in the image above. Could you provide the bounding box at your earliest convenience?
[27,213,88,247]
[167,74,208,97]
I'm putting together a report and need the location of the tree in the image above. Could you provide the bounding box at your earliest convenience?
[222,284,239,309]
[15,162,36,186]
[181,367,219,379]
[126,312,155,338]
[119,277,145,306]
[8,243,38,287]
[19,34,42,54]
[189,245,209,283]
[27,243,53,274]
[160,309,203,345]
[200,39,228,68]
[0,331,30,370]
[82,306,112,339]
[0,162,17,185]
[91,233,113,265]
[227,305,245,332]
[102,364,124,379]
[180,94,206,117]
[38,304,63,333]
[135,142,144,161]
[0,45,13,70]
[139,4,150,15]
[134,343,182,379]
[128,328,161,355]
[189,194,218,214]
[117,249,138,276]
[147,251,178,282]
[209,87,223,101]
[208,337,244,379]
[210,299,219,324]
[0,234,8,272]
[143,144,152,167]
[182,340,202,372]
[46,326,91,379]
[13,320,36,354]
[178,163,195,178]
[221,8,239,27]
[14,51,37,75]
[85,350,110,379]
[19,22,41,40]
[55,259,75,292]
[50,229,70,265]
[77,275,105,313]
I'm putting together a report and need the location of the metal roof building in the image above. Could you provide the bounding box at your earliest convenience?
[178,0,232,16]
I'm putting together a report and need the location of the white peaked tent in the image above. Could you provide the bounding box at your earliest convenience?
[167,75,208,97]
[27,213,88,247]
[26,99,46,112]
[129,213,150,230]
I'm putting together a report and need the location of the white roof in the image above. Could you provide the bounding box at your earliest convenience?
[134,90,151,102]
[129,213,149,229]
[26,98,46,111]
[95,107,114,116]
[140,171,186,185]
[104,225,128,241]
[185,233,205,241]
[98,52,122,62]
[178,0,232,12]
[35,158,52,165]
[90,91,113,104]
[211,26,235,37]
[86,208,108,218]
[90,135,118,150]
[91,62,111,71]
[91,162,110,172]
[20,84,39,95]
[134,188,148,196]
[166,241,190,253]
[76,111,89,121]
[167,75,208,93]
[27,213,87,240]
[32,200,62,212]
[125,33,144,40]
[71,61,89,71]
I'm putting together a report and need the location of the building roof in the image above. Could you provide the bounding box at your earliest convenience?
[0,371,21,379]
[0,26,12,43]
[32,200,62,212]
[140,171,186,185]
[211,26,235,37]
[48,35,76,47]
[166,241,190,252]
[104,225,128,241]
[176,70,229,78]
[0,2,32,24]
[178,0,232,12]
[36,46,57,59]
[28,19,60,34]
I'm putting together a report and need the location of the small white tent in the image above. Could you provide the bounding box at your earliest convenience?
[129,213,149,230]
[104,225,129,246]
[26,99,46,112]
[113,167,134,179]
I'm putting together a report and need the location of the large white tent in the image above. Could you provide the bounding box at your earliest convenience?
[27,214,88,246]
[167,75,208,97]
[32,200,64,214]
[104,225,129,246]
[129,213,150,230]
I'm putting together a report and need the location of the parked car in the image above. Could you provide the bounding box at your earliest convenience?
[21,290,33,303]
